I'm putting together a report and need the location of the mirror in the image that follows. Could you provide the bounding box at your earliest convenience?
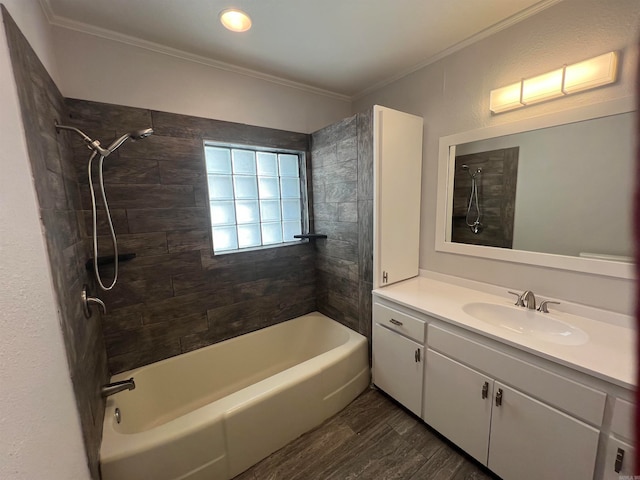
[435,97,636,279]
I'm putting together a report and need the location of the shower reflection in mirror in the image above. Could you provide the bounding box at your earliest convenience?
[462,164,483,235]
[451,147,519,249]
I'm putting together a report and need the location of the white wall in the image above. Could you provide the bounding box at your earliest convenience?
[0,2,90,479]
[52,26,351,134]
[354,0,639,314]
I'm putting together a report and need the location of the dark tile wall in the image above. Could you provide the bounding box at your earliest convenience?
[357,109,374,343]
[2,6,108,479]
[64,99,316,374]
[311,109,374,344]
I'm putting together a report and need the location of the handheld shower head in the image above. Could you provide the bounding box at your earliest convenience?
[131,128,154,140]
[54,123,153,157]
[106,128,154,154]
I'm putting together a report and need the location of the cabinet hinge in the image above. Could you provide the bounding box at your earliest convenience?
[382,271,388,283]
[414,349,421,363]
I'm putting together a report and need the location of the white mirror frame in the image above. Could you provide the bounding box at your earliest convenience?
[435,96,636,279]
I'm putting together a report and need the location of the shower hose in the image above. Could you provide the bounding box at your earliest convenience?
[88,151,119,291]
[465,172,482,234]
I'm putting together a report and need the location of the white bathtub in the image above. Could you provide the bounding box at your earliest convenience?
[100,312,370,480]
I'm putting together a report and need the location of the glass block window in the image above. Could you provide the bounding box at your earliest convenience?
[204,145,306,253]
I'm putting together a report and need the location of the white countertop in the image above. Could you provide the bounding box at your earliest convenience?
[373,275,637,390]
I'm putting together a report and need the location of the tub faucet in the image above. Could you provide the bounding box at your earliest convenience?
[101,378,135,397]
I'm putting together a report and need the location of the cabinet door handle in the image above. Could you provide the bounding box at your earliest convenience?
[389,318,403,326]
[495,388,503,407]
[615,448,625,473]
[481,381,489,399]
[414,349,421,362]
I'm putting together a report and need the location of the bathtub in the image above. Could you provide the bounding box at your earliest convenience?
[100,312,370,480]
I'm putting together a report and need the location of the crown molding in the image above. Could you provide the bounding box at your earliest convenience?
[39,0,561,104]
[352,0,563,101]
[38,0,54,22]
[37,0,351,103]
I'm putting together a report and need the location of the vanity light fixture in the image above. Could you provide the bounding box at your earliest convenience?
[521,68,565,105]
[219,8,252,32]
[490,51,618,114]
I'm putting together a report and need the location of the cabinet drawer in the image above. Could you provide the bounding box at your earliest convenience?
[373,302,425,343]
[611,398,634,441]
[428,324,606,426]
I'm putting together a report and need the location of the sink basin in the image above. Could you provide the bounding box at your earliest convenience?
[462,302,589,346]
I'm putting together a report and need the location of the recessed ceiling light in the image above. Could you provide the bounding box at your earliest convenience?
[219,8,252,32]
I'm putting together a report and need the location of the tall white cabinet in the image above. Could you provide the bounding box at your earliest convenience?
[370,105,424,417]
[372,105,423,289]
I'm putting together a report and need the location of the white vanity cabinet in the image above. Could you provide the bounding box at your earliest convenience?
[372,277,636,480]
[372,301,425,416]
[424,324,602,480]
[372,105,423,289]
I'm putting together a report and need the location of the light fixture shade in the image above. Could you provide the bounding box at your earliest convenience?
[563,51,618,94]
[521,68,564,105]
[489,82,522,113]
[220,9,252,32]
[489,51,619,114]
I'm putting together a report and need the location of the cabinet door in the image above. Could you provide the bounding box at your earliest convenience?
[603,436,635,480]
[373,105,423,288]
[423,349,493,464]
[488,382,599,480]
[372,323,423,416]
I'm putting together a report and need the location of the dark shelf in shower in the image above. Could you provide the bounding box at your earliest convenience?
[85,253,137,271]
[294,234,327,240]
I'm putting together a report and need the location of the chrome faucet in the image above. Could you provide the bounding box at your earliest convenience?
[101,378,135,397]
[508,290,536,309]
[521,290,536,310]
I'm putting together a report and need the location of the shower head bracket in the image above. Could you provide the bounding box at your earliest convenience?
[55,122,111,157]
[461,164,482,178]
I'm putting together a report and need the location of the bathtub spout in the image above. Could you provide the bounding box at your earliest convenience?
[102,378,135,397]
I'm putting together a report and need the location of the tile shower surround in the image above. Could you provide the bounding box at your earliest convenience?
[64,98,318,374]
[5,4,375,474]
[63,100,376,375]
[311,112,374,346]
[3,6,107,478]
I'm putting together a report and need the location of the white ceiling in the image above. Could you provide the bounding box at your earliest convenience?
[42,0,558,98]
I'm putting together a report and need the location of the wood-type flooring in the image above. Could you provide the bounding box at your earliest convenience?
[234,387,498,480]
